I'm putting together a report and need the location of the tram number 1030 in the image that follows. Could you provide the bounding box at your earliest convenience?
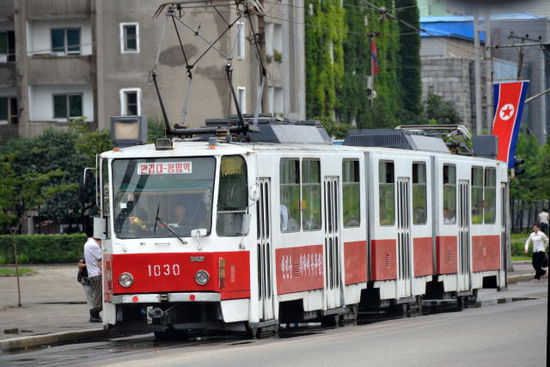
[147,264,182,277]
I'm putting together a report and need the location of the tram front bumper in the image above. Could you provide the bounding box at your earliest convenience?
[110,292,221,304]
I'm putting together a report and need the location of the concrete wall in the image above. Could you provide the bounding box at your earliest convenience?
[25,0,91,20]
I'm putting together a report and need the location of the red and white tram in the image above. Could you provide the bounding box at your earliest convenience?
[94,120,507,336]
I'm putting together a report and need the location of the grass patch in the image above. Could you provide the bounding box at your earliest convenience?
[0,268,34,277]
[511,256,531,261]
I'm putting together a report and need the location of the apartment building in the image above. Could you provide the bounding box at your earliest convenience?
[0,0,305,140]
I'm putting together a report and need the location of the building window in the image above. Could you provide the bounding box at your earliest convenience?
[120,88,141,116]
[343,159,360,228]
[51,28,81,55]
[280,159,300,232]
[0,31,15,62]
[302,159,321,231]
[0,97,18,125]
[379,161,395,226]
[265,23,283,58]
[53,94,82,119]
[237,87,246,114]
[268,86,284,114]
[120,23,139,53]
[413,162,427,225]
[236,22,245,60]
[443,164,456,224]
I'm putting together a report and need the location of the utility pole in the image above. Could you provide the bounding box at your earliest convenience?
[474,12,482,136]
[484,12,493,131]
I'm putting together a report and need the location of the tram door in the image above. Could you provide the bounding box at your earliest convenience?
[256,178,274,321]
[500,182,508,285]
[396,177,412,298]
[457,180,471,291]
[323,176,342,310]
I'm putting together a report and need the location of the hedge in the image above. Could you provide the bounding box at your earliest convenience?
[0,234,87,264]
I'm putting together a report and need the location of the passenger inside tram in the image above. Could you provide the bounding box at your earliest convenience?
[443,207,456,224]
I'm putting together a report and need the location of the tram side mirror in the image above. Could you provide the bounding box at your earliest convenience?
[241,213,251,235]
[79,167,96,202]
[249,184,260,202]
[191,228,207,240]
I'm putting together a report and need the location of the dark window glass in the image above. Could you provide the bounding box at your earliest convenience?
[472,167,483,224]
[443,164,456,224]
[343,159,360,228]
[302,159,321,231]
[124,25,137,51]
[51,29,65,52]
[280,159,300,232]
[67,29,81,54]
[53,95,67,118]
[0,97,7,120]
[412,162,427,225]
[126,92,138,115]
[484,168,496,224]
[217,156,249,236]
[0,32,7,56]
[379,161,395,226]
[7,31,15,61]
[69,94,82,117]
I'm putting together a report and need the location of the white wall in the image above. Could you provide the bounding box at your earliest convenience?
[29,84,94,121]
[27,20,92,56]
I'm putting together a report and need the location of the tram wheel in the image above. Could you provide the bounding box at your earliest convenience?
[321,314,340,328]
[245,324,259,339]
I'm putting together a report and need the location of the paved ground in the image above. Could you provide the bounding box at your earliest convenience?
[0,265,97,341]
[0,262,539,342]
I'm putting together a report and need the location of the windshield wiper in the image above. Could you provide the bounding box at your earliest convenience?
[154,206,187,245]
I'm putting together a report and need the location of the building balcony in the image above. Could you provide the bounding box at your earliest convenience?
[26,0,91,20]
[27,55,92,85]
[0,63,16,88]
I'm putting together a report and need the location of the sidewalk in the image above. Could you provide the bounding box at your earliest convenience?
[0,261,540,351]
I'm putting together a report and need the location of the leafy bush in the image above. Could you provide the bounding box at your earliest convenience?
[0,234,87,264]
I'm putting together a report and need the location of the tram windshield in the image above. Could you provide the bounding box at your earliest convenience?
[112,157,215,239]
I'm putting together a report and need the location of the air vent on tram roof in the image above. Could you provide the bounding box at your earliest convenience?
[343,129,449,153]
[204,115,331,145]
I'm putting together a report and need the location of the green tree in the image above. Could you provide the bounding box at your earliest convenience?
[396,0,423,123]
[423,92,462,124]
[510,133,542,202]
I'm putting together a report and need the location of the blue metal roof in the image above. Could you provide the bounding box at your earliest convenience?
[420,13,545,41]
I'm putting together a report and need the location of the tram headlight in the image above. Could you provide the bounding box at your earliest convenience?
[195,270,210,286]
[118,272,134,288]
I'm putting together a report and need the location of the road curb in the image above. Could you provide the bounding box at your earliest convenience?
[506,274,534,284]
[0,328,105,352]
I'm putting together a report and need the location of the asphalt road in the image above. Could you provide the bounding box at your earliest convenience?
[1,280,547,367]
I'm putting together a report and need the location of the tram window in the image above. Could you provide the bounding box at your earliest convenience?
[412,162,427,225]
[484,167,497,224]
[217,156,249,236]
[280,159,300,232]
[102,159,109,217]
[443,164,456,224]
[379,161,395,226]
[302,159,321,231]
[471,167,484,224]
[343,159,360,228]
[111,157,215,239]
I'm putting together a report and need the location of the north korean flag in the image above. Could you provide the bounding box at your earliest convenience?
[491,81,529,168]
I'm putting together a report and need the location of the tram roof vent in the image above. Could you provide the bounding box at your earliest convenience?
[205,115,331,144]
[343,129,449,153]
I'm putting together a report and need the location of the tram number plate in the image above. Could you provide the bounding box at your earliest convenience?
[147,264,182,277]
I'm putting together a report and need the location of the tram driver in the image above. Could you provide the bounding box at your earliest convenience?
[168,204,192,236]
